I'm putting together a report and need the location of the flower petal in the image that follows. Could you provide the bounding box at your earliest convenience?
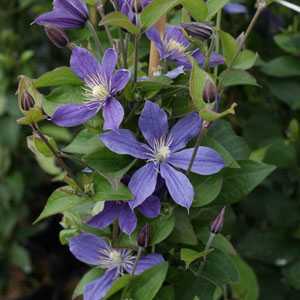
[54,0,88,20]
[70,47,101,80]
[138,101,169,146]
[119,205,137,235]
[103,98,124,130]
[102,48,118,79]
[145,27,165,58]
[111,69,131,94]
[125,254,164,275]
[87,202,120,229]
[129,163,158,208]
[168,147,225,175]
[138,195,161,218]
[69,233,108,265]
[209,52,225,67]
[100,129,148,159]
[51,102,101,127]
[165,66,185,79]
[224,3,248,14]
[160,163,194,209]
[169,112,202,152]
[84,268,118,300]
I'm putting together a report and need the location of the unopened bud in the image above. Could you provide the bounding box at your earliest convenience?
[21,91,35,111]
[181,22,214,41]
[203,77,218,103]
[45,25,69,48]
[132,0,143,13]
[137,224,150,248]
[210,207,226,234]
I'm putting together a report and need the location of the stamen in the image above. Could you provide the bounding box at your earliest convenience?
[165,39,188,54]
[147,135,173,164]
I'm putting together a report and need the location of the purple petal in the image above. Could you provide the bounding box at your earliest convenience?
[119,205,137,235]
[102,48,118,79]
[160,163,194,209]
[51,102,101,127]
[69,233,108,265]
[70,47,101,80]
[165,26,190,48]
[84,269,118,300]
[224,3,248,14]
[54,0,88,20]
[103,98,124,130]
[169,112,202,152]
[165,66,185,79]
[111,69,131,94]
[145,28,165,58]
[168,147,225,175]
[125,254,164,275]
[209,52,225,67]
[128,163,158,208]
[138,101,169,146]
[137,195,161,218]
[100,129,148,159]
[87,202,120,229]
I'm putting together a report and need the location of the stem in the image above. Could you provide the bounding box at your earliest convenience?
[223,285,229,300]
[31,125,84,192]
[86,20,104,58]
[133,34,139,83]
[214,10,222,80]
[205,37,215,71]
[96,1,115,48]
[119,30,128,68]
[131,247,143,275]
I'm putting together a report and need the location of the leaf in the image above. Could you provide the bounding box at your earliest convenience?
[274,33,300,55]
[181,248,213,268]
[231,256,259,300]
[181,0,208,21]
[220,31,239,65]
[189,59,207,110]
[215,160,276,205]
[283,260,300,290]
[105,275,131,299]
[207,0,230,20]
[141,0,180,29]
[233,50,258,70]
[72,267,104,299]
[10,243,32,273]
[122,262,168,300]
[156,286,175,300]
[219,69,259,87]
[199,102,237,122]
[33,67,82,88]
[100,12,140,35]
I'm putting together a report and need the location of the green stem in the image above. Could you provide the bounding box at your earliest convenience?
[119,29,128,68]
[86,20,104,58]
[131,247,143,275]
[133,34,139,83]
[214,10,222,80]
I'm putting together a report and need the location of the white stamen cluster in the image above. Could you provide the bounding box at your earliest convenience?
[164,39,188,54]
[147,136,173,163]
[83,72,110,103]
[98,245,136,275]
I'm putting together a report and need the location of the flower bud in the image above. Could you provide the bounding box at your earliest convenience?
[45,25,69,48]
[132,0,143,13]
[21,91,35,111]
[137,224,150,248]
[210,207,226,234]
[181,22,214,41]
[203,77,218,103]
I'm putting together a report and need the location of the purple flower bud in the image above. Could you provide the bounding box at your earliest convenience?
[21,91,35,111]
[137,224,150,248]
[210,207,226,234]
[181,22,214,41]
[45,25,69,48]
[203,76,218,103]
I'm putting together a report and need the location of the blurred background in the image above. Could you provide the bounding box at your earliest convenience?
[0,0,300,299]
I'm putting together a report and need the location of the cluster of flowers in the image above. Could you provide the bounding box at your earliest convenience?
[32,0,245,299]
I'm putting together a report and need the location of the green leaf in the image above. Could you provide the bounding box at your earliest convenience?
[73,267,104,299]
[156,286,175,300]
[202,249,239,286]
[207,0,230,19]
[122,262,168,300]
[233,50,258,70]
[181,0,208,21]
[215,160,276,205]
[189,59,207,110]
[63,129,102,155]
[274,33,300,55]
[220,31,239,65]
[100,12,140,35]
[150,210,175,245]
[141,0,180,29]
[260,56,300,77]
[34,67,82,88]
[283,260,300,290]
[219,69,259,87]
[181,248,213,268]
[231,256,259,300]
[105,275,131,299]
[10,243,32,273]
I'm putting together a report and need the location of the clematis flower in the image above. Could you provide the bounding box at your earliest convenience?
[33,0,89,29]
[51,47,131,130]
[224,3,248,14]
[146,26,224,70]
[70,233,164,300]
[100,101,225,209]
[117,0,151,24]
[88,195,160,235]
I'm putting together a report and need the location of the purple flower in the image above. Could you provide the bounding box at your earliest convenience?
[88,195,160,235]
[70,233,164,300]
[117,0,151,24]
[33,0,89,29]
[51,47,131,130]
[224,3,248,14]
[100,101,225,209]
[146,26,224,70]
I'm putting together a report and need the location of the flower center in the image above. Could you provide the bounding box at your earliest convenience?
[165,39,187,54]
[155,145,170,162]
[92,84,109,101]
[110,250,123,264]
[148,136,173,163]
